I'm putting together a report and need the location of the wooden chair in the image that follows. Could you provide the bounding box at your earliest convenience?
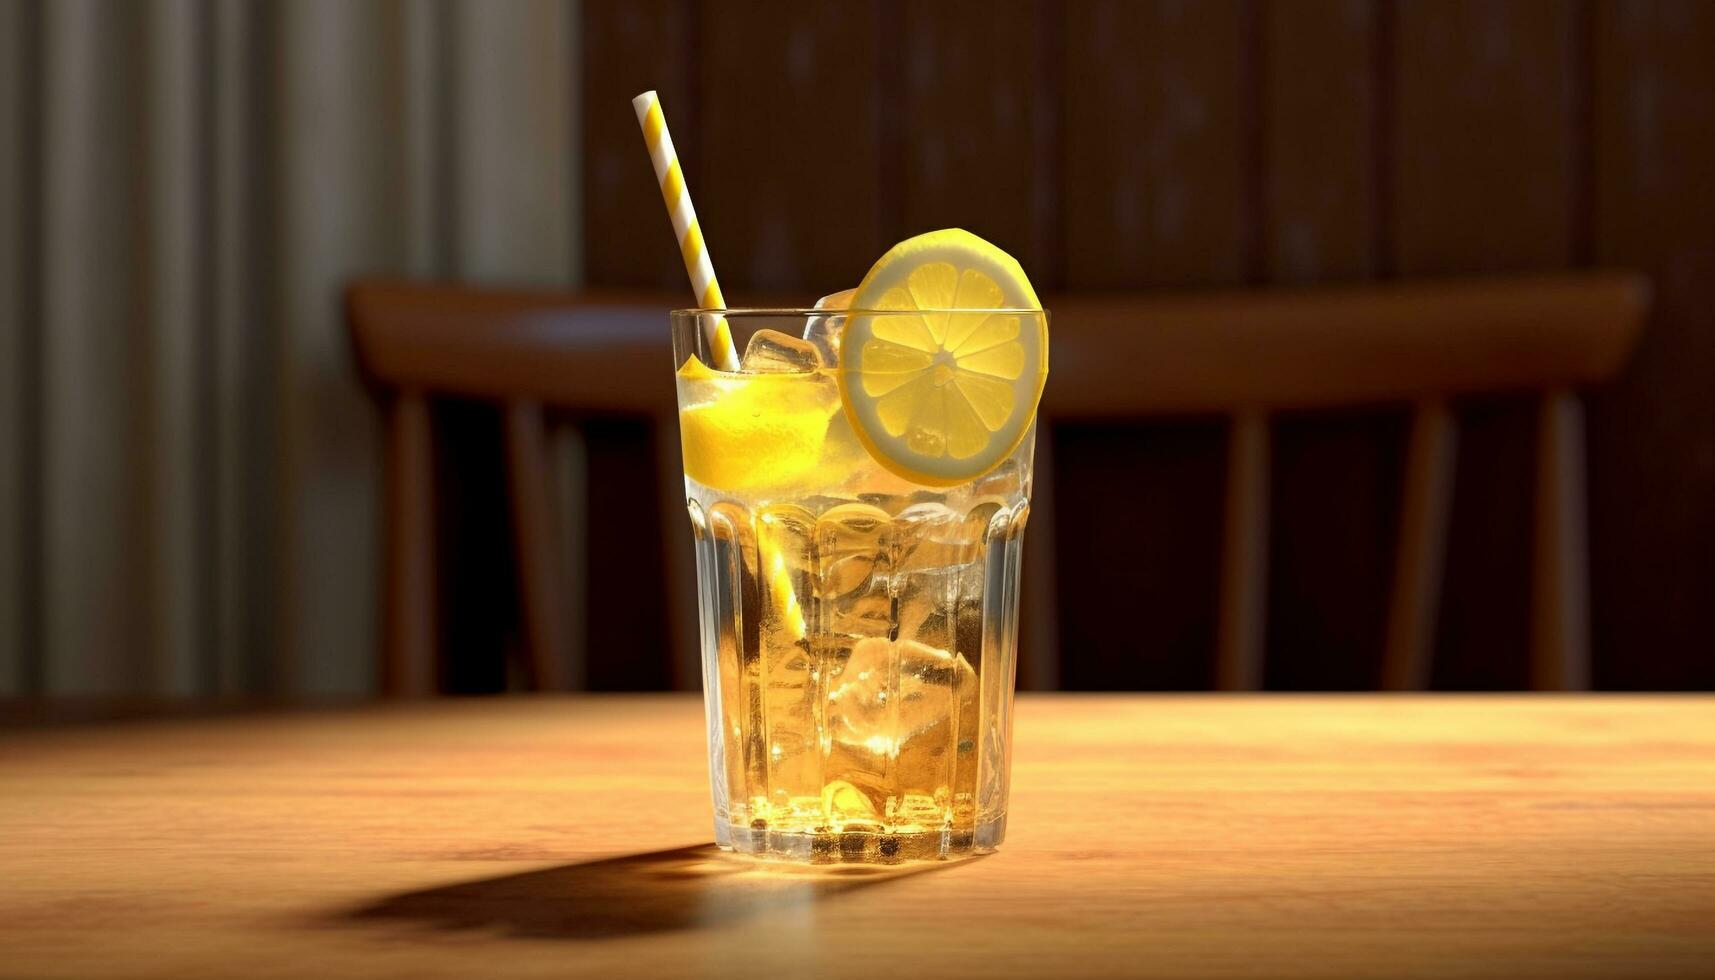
[347,284,688,695]
[1041,273,1647,691]
[348,273,1646,695]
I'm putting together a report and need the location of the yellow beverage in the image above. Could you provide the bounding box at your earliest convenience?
[673,305,1039,862]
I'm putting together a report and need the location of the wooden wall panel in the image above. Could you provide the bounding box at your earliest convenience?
[1431,397,1539,689]
[582,418,676,691]
[432,401,514,694]
[581,0,697,290]
[1055,1,1253,688]
[1264,0,1375,284]
[1063,1,1251,288]
[699,1,881,298]
[1260,0,1400,690]
[1394,1,1577,274]
[1054,420,1228,691]
[899,0,1050,280]
[1394,0,1578,689]
[1590,0,1715,689]
[1266,410,1406,689]
[572,1,1711,692]
[895,1,1059,688]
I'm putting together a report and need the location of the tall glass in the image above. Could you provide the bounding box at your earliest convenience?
[671,308,1040,863]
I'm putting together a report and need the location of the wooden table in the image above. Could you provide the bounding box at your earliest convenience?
[3,695,1712,978]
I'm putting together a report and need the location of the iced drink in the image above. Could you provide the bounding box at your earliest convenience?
[671,230,1048,862]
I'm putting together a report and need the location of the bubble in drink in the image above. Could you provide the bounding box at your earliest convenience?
[740,328,824,374]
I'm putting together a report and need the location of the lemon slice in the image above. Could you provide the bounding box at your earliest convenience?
[838,229,1047,486]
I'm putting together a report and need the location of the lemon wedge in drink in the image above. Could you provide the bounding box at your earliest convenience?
[838,229,1047,486]
[675,355,839,491]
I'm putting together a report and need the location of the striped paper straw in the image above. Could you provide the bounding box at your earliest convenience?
[632,90,740,371]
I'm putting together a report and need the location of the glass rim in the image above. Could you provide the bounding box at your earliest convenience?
[671,307,1049,317]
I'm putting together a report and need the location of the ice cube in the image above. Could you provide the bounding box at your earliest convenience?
[802,288,856,365]
[741,328,823,374]
[891,502,992,671]
[801,315,846,367]
[817,288,857,310]
[815,503,893,599]
[824,637,979,824]
[893,501,980,572]
[814,503,896,638]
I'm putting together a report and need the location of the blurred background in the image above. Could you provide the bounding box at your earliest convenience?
[1,0,1711,703]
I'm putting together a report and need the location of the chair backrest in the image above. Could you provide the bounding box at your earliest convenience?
[348,273,1646,695]
[1041,274,1646,692]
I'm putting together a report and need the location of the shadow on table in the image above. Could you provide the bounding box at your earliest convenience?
[336,843,953,941]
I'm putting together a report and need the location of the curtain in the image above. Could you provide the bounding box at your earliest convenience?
[0,0,579,698]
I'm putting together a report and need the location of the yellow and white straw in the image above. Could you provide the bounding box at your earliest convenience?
[632,90,740,371]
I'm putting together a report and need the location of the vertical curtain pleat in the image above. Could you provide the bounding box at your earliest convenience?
[5,0,583,700]
[449,0,573,283]
[0,0,28,695]
[210,0,268,695]
[274,0,400,697]
[396,0,449,279]
[448,0,584,688]
[41,0,148,695]
[144,0,205,696]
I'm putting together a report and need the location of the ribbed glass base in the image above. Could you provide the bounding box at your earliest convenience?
[713,815,1006,864]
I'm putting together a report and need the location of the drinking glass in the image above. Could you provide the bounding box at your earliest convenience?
[671,308,1041,863]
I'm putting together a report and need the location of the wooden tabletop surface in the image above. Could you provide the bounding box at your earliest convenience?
[3,695,1712,978]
